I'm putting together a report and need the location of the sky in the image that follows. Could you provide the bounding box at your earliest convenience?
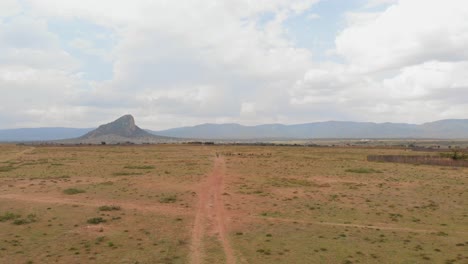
[1,0,468,129]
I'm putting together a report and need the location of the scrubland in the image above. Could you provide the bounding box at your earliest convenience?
[0,144,466,263]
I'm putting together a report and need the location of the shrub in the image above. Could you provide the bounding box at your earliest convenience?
[159,194,177,203]
[87,217,106,224]
[63,188,86,195]
[12,214,37,225]
[440,151,468,160]
[345,168,382,174]
[0,212,21,222]
[0,166,15,172]
[98,205,121,212]
[112,172,143,176]
[124,165,155,170]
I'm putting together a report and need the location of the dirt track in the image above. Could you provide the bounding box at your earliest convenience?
[190,156,235,264]
[0,147,35,163]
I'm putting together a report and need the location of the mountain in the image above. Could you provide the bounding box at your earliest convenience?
[80,115,151,139]
[151,119,468,139]
[71,115,172,144]
[2,118,468,142]
[0,115,173,143]
[0,127,93,142]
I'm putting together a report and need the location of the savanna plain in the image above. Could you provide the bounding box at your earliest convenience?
[0,144,467,264]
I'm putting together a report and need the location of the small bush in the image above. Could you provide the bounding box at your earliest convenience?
[159,194,177,203]
[440,151,468,160]
[0,166,15,172]
[0,212,21,222]
[345,168,382,174]
[112,172,143,176]
[12,214,37,225]
[98,205,121,212]
[63,188,86,195]
[124,165,155,170]
[87,217,106,224]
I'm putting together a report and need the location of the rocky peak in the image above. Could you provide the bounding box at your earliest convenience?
[81,114,152,139]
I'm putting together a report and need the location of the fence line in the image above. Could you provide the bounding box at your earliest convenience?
[367,155,468,167]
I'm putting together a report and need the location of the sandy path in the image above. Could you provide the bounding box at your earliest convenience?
[190,156,235,264]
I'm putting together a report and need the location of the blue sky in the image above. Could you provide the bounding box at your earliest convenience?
[47,18,115,81]
[1,0,468,129]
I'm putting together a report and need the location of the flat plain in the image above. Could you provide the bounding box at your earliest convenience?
[0,144,467,264]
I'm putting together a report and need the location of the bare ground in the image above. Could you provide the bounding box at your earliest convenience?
[190,156,235,264]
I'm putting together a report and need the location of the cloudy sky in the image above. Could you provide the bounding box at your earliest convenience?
[1,0,467,129]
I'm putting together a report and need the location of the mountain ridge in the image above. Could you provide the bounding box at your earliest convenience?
[2,118,468,141]
[150,119,468,139]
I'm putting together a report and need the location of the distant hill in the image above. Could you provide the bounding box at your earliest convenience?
[150,119,468,139]
[2,118,468,142]
[80,115,152,139]
[0,127,93,142]
[69,115,173,144]
[0,115,173,143]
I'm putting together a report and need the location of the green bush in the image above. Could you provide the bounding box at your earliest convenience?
[63,188,86,195]
[12,214,37,225]
[98,205,121,212]
[0,212,21,222]
[159,194,177,203]
[124,165,155,170]
[440,151,468,160]
[87,217,106,224]
[345,168,382,174]
[112,172,143,176]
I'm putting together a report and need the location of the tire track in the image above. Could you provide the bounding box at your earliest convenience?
[190,156,235,264]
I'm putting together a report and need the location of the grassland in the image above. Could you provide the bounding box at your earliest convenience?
[0,144,466,264]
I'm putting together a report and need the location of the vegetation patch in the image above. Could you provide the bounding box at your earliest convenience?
[440,151,468,160]
[12,214,37,225]
[63,188,86,195]
[345,168,382,174]
[124,165,155,170]
[0,166,15,172]
[0,212,21,222]
[159,194,177,203]
[98,205,121,212]
[368,154,468,167]
[269,177,313,187]
[87,217,107,224]
[112,172,144,176]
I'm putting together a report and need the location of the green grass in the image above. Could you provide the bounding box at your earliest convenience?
[0,166,15,172]
[87,217,107,224]
[63,188,86,195]
[159,194,177,203]
[123,165,155,170]
[0,212,21,222]
[269,177,313,187]
[112,172,144,176]
[12,214,37,225]
[98,205,121,212]
[345,168,382,174]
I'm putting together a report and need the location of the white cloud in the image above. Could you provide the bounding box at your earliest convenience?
[0,16,78,70]
[1,0,468,129]
[0,0,21,17]
[336,0,468,72]
[365,0,398,8]
[18,0,318,128]
[306,13,320,20]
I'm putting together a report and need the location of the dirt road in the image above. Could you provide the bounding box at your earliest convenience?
[0,147,35,163]
[190,156,235,264]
